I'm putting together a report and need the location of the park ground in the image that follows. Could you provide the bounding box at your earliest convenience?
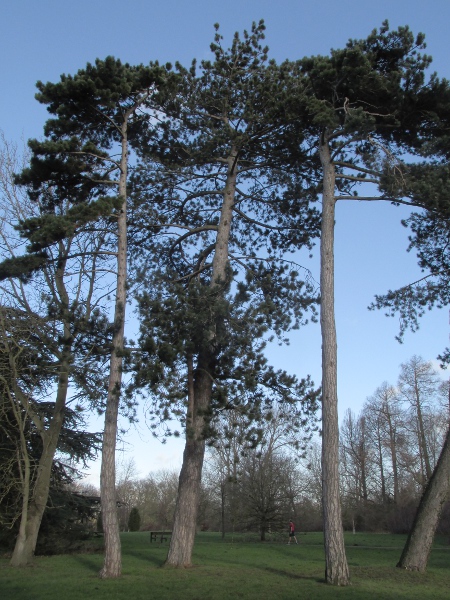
[0,531,449,600]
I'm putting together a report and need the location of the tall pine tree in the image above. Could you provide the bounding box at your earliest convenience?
[129,22,320,567]
[5,59,174,576]
[288,21,450,584]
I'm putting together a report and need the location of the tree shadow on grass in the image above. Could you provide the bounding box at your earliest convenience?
[263,566,325,584]
[203,553,325,584]
[126,550,165,567]
[71,554,102,574]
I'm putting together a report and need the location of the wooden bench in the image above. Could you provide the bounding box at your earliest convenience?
[149,530,172,543]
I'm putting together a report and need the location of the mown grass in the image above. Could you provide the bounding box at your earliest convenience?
[0,531,449,600]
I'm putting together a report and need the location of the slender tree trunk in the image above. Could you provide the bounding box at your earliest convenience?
[416,399,432,482]
[9,426,31,566]
[260,518,266,542]
[5,341,32,567]
[99,127,129,579]
[319,133,350,586]
[165,148,238,567]
[386,410,399,504]
[221,480,226,539]
[397,428,450,571]
[370,416,387,503]
[360,419,368,504]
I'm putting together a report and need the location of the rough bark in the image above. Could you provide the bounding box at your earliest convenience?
[99,125,128,579]
[165,149,237,567]
[165,359,212,567]
[319,133,350,586]
[397,427,450,571]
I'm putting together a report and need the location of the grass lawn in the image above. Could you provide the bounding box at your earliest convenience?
[0,531,449,600]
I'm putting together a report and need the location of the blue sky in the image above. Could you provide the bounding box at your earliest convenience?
[2,0,449,482]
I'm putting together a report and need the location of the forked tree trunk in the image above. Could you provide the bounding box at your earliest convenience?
[10,442,60,566]
[397,428,450,571]
[8,422,31,567]
[165,148,238,568]
[10,353,70,567]
[319,134,350,586]
[10,256,72,568]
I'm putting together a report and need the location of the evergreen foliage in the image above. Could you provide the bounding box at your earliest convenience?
[0,253,48,282]
[128,507,141,532]
[0,365,102,554]
[128,21,321,439]
[4,56,175,277]
[371,164,450,359]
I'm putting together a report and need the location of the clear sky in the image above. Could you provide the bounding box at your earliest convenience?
[2,0,449,484]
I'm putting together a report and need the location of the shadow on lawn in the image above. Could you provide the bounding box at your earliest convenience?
[71,554,102,574]
[126,550,164,567]
[70,550,166,573]
[263,566,325,584]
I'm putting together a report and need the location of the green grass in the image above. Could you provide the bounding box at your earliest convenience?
[1,532,449,600]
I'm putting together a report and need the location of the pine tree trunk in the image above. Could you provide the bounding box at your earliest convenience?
[397,428,450,571]
[165,361,212,567]
[319,134,350,586]
[165,148,238,567]
[99,128,129,579]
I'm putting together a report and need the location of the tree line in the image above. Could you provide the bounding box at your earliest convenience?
[339,356,448,532]
[1,18,450,585]
[81,356,449,548]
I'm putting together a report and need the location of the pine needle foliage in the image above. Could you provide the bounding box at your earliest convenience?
[128,21,321,443]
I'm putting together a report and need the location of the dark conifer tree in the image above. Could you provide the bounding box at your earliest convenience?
[127,507,141,532]
[0,306,102,556]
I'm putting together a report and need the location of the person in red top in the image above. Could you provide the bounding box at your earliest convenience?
[287,520,298,544]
